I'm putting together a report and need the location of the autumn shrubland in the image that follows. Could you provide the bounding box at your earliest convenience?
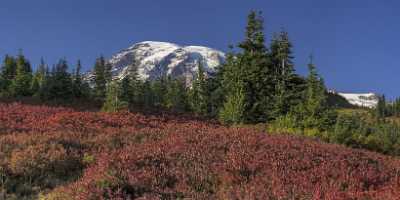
[0,103,399,200]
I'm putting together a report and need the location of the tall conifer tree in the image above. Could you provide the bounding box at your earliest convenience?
[10,53,32,96]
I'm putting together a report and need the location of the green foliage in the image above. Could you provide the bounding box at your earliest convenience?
[31,58,47,96]
[102,82,128,112]
[43,59,74,100]
[120,62,143,108]
[189,61,209,116]
[72,60,89,99]
[164,77,188,112]
[10,54,32,97]
[93,56,108,101]
[219,81,246,124]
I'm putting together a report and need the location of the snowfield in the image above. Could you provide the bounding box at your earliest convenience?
[337,92,379,108]
[107,41,225,83]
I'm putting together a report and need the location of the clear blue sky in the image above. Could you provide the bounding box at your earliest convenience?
[0,0,399,97]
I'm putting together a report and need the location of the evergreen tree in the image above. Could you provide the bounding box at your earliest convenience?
[219,53,247,124]
[102,81,128,112]
[93,56,107,101]
[39,66,51,100]
[72,60,86,98]
[189,61,209,116]
[10,53,32,96]
[141,80,154,109]
[164,77,188,112]
[1,55,17,90]
[376,95,387,119]
[120,62,141,107]
[270,31,300,118]
[0,55,17,95]
[31,58,47,96]
[219,80,246,124]
[151,77,167,108]
[297,56,329,129]
[46,59,73,100]
[223,10,273,122]
[104,62,113,83]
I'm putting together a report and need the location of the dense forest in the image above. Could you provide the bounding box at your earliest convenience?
[1,12,400,157]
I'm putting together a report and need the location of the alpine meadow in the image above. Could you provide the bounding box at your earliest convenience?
[1,2,400,200]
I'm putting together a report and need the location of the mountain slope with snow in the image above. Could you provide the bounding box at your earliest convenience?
[337,92,379,108]
[106,41,225,83]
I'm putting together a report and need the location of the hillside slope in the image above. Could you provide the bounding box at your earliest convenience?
[0,103,399,199]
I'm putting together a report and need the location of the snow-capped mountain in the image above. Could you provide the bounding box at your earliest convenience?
[104,41,225,84]
[337,92,379,108]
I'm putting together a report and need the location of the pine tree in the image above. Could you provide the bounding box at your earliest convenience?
[120,61,140,107]
[219,80,246,124]
[47,58,73,100]
[104,62,113,83]
[298,56,329,129]
[10,53,33,96]
[1,55,17,83]
[141,80,154,109]
[93,56,107,101]
[376,95,387,119]
[72,60,85,98]
[102,81,128,112]
[270,31,301,118]
[151,77,167,108]
[164,77,188,112]
[0,55,17,95]
[39,66,51,100]
[219,53,247,124]
[225,10,273,122]
[189,61,209,116]
[31,58,47,96]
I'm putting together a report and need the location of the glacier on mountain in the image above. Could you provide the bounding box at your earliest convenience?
[337,92,379,108]
[106,41,225,84]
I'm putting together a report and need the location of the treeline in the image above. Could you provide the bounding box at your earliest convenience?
[0,55,91,102]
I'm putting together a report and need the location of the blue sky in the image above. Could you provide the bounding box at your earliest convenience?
[0,0,399,97]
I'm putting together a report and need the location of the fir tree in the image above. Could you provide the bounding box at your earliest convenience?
[219,53,247,124]
[189,61,209,116]
[47,58,73,100]
[104,62,113,83]
[31,58,47,96]
[376,95,387,119]
[219,80,246,124]
[72,60,85,98]
[151,77,167,108]
[102,81,128,112]
[230,10,273,122]
[93,56,107,101]
[120,61,140,107]
[141,80,154,109]
[297,56,329,129]
[164,77,188,112]
[0,55,16,95]
[10,53,33,96]
[1,55,17,82]
[270,30,299,118]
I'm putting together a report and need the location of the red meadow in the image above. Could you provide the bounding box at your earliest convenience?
[1,103,400,199]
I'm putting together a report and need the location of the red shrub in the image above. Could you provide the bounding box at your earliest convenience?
[0,103,399,199]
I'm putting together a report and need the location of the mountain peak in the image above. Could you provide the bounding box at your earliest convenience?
[108,41,225,82]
